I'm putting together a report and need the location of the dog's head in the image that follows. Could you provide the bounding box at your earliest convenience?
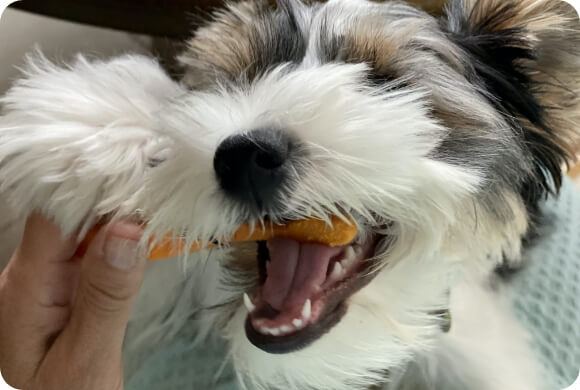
[141,0,580,388]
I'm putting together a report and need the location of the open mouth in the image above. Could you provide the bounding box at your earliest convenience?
[243,229,381,354]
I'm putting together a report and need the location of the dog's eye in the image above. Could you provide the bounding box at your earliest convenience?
[147,158,166,168]
[367,72,408,90]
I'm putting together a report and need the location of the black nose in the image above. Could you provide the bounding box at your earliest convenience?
[214,128,295,211]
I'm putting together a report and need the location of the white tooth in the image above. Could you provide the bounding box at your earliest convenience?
[292,318,303,328]
[266,261,271,271]
[280,325,292,333]
[243,293,255,313]
[330,261,344,280]
[260,326,269,334]
[345,246,356,260]
[342,246,357,267]
[354,246,363,256]
[269,327,281,336]
[301,299,311,320]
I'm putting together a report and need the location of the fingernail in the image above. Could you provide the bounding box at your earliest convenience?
[104,237,142,270]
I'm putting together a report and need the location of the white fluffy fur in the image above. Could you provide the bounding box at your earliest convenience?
[0,7,544,387]
[0,53,184,237]
[387,280,542,390]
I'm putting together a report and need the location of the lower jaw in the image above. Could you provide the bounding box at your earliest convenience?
[245,303,347,354]
[244,261,379,354]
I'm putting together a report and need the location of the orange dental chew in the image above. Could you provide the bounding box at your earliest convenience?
[80,216,357,261]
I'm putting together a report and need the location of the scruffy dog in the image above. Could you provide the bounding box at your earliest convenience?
[1,0,579,389]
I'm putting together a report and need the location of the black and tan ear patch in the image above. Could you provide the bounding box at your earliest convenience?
[179,0,306,90]
[444,0,580,205]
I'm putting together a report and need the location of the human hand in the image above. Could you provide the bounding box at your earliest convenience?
[0,213,147,390]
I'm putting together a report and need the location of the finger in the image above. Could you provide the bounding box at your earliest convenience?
[0,214,80,387]
[59,222,147,372]
[6,213,80,308]
[17,213,77,264]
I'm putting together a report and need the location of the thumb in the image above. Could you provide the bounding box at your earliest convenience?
[65,222,147,359]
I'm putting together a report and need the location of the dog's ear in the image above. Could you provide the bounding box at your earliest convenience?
[0,54,183,236]
[443,0,580,203]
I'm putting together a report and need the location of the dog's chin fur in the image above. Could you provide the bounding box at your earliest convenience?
[1,0,579,389]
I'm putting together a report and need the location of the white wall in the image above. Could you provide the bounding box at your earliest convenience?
[0,8,152,93]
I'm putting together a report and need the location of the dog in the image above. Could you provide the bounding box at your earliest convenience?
[1,0,579,388]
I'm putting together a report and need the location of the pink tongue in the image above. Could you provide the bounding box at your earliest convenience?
[261,238,343,311]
